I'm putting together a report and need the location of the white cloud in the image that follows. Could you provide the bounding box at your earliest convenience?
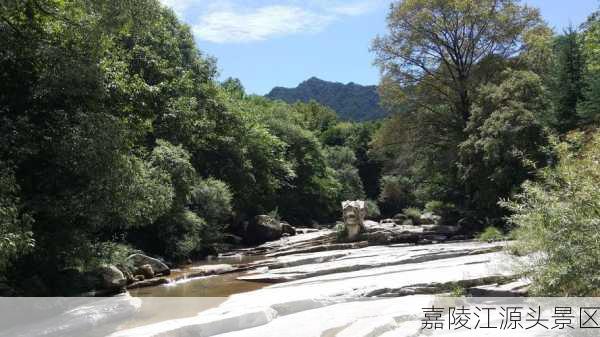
[193,5,333,43]
[159,0,195,15]
[157,0,386,43]
[330,1,381,16]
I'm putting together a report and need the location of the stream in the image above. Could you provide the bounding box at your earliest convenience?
[128,254,269,297]
[116,254,272,330]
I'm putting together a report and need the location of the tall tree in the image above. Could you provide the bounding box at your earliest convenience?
[551,27,585,132]
[372,0,544,123]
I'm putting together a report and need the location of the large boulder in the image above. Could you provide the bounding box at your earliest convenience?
[243,215,283,245]
[94,265,126,293]
[134,264,155,279]
[419,212,442,225]
[342,200,366,241]
[126,254,170,276]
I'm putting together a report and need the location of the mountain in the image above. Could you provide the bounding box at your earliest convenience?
[266,77,388,121]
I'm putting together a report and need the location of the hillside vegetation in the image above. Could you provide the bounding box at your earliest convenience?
[267,77,388,121]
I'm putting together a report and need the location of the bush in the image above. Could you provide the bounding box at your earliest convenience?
[334,222,348,243]
[365,199,381,220]
[424,200,459,225]
[189,178,233,228]
[378,175,413,215]
[402,207,422,222]
[502,131,600,296]
[160,210,207,261]
[477,226,504,242]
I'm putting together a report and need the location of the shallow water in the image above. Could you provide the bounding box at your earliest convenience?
[128,254,270,297]
[117,254,271,330]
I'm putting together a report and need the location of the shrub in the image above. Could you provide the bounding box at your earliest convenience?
[378,175,413,215]
[160,210,207,261]
[365,199,381,220]
[189,178,233,228]
[477,226,504,242]
[334,222,348,243]
[502,131,600,296]
[402,207,422,222]
[424,200,458,224]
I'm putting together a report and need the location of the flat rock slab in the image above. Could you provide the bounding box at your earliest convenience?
[238,241,505,283]
[467,278,531,297]
[112,241,528,337]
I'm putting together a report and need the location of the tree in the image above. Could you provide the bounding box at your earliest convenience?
[578,11,600,125]
[324,146,366,201]
[550,27,585,132]
[503,131,600,295]
[372,0,544,123]
[459,69,549,220]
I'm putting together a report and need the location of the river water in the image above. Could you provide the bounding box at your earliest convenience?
[118,254,271,329]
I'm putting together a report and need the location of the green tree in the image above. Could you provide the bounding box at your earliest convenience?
[324,146,366,201]
[578,11,600,125]
[503,131,600,295]
[550,27,585,132]
[372,0,544,123]
[459,69,549,221]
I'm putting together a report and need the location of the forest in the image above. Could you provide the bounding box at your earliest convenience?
[0,0,598,296]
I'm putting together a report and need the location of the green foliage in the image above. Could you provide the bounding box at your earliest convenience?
[150,140,197,207]
[578,12,600,124]
[294,100,338,134]
[459,69,550,218]
[267,77,387,121]
[324,146,366,201]
[334,222,349,243]
[477,227,505,242]
[424,200,457,224]
[189,178,233,228]
[550,27,585,132]
[373,0,544,122]
[365,199,381,220]
[156,210,207,261]
[503,131,600,296]
[378,175,414,215]
[402,207,422,222]
[0,168,34,273]
[424,201,445,214]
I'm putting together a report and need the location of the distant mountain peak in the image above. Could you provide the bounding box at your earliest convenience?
[266,78,387,121]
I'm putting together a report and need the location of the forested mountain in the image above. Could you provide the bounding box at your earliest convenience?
[266,77,388,121]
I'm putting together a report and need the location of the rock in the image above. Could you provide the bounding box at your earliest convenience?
[341,200,366,241]
[265,241,368,258]
[242,215,283,244]
[280,222,296,236]
[393,213,407,221]
[110,243,529,337]
[223,234,243,245]
[1,295,142,337]
[294,228,318,234]
[380,218,396,226]
[134,264,154,279]
[363,220,379,228]
[95,265,126,293]
[401,219,413,226]
[419,212,441,225]
[239,241,507,284]
[467,278,531,297]
[127,277,169,289]
[174,264,238,280]
[421,224,459,234]
[134,275,145,282]
[126,254,170,276]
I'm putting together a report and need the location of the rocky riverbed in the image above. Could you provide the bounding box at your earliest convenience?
[3,222,539,337]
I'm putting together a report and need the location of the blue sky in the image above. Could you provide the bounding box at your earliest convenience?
[161,0,599,95]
